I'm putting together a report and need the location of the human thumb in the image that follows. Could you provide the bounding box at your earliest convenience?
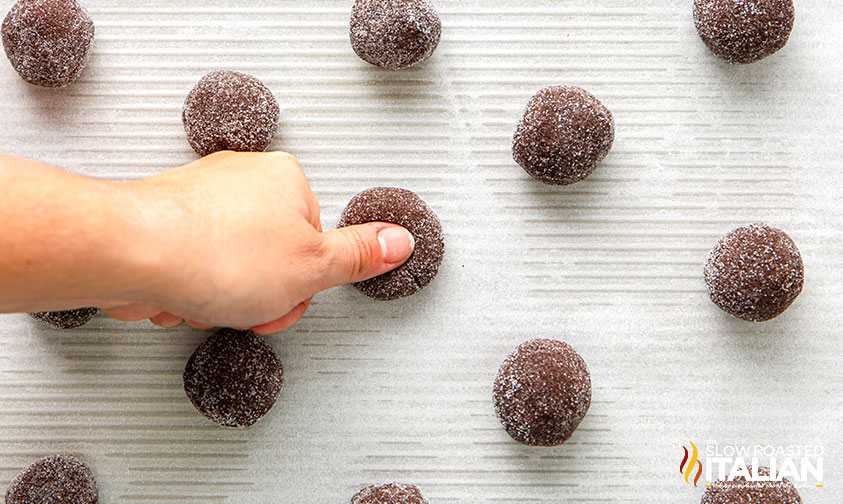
[316,222,415,290]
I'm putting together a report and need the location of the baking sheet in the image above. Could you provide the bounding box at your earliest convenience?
[1,0,841,502]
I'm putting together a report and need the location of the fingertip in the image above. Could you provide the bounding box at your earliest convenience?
[252,299,311,335]
[251,322,285,336]
[103,305,159,322]
[318,222,414,290]
[150,312,185,329]
[377,224,414,265]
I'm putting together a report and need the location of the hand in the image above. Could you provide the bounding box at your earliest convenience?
[103,151,414,334]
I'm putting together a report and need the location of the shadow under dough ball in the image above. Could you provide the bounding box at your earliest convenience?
[6,454,97,504]
[513,85,615,186]
[29,307,98,329]
[338,187,444,301]
[701,467,801,504]
[693,0,795,64]
[350,0,441,69]
[1,0,94,87]
[493,339,592,447]
[704,223,803,322]
[183,329,283,428]
[182,70,280,157]
[351,483,428,504]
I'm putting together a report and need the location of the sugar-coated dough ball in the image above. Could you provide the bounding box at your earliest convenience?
[493,339,592,446]
[701,467,801,504]
[183,329,284,428]
[704,223,803,322]
[350,0,441,69]
[513,85,615,186]
[351,482,428,504]
[338,187,444,301]
[182,70,280,157]
[1,0,94,87]
[5,454,97,504]
[694,0,795,64]
[29,308,98,329]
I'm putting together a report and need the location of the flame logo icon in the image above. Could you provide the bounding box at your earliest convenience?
[680,441,703,487]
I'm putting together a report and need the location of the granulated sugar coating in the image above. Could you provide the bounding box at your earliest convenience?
[29,307,98,329]
[701,467,802,504]
[512,85,615,186]
[350,0,441,69]
[5,454,97,504]
[493,339,591,447]
[1,0,94,87]
[350,483,428,504]
[182,70,279,157]
[183,328,283,428]
[704,223,803,322]
[694,0,795,64]
[338,187,444,300]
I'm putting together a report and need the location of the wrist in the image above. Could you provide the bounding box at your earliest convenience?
[0,158,181,313]
[109,178,190,309]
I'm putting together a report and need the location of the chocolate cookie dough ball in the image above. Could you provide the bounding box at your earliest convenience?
[182,70,279,157]
[338,187,444,300]
[350,0,441,69]
[512,85,615,186]
[701,467,801,504]
[6,454,97,504]
[493,339,591,447]
[1,0,94,87]
[704,223,803,322]
[29,307,98,329]
[694,0,795,64]
[183,329,283,428]
[351,483,428,504]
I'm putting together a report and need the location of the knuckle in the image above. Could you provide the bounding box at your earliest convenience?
[206,150,234,161]
[267,150,297,165]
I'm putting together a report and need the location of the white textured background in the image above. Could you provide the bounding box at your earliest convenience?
[0,0,841,502]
